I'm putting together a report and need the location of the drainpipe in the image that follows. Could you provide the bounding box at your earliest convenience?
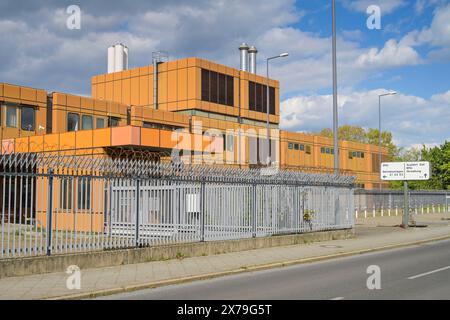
[153,57,158,110]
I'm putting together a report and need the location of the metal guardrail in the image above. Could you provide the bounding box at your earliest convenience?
[0,153,355,259]
[354,189,450,218]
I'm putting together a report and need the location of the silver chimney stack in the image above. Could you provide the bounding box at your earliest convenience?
[239,43,250,72]
[248,46,258,74]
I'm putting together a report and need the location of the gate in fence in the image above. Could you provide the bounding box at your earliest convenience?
[0,153,355,259]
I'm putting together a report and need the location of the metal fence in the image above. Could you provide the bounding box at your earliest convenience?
[354,189,450,218]
[0,153,355,259]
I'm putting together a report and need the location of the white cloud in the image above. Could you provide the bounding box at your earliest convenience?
[355,39,421,68]
[280,89,450,147]
[341,0,406,14]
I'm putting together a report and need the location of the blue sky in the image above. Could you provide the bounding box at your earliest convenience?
[0,0,449,148]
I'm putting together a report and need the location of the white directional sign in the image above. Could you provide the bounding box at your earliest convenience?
[381,161,430,181]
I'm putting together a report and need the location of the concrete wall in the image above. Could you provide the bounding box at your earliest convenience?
[0,229,354,279]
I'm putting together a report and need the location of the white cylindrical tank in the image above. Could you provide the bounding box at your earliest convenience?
[123,46,129,70]
[114,43,124,72]
[248,46,258,74]
[107,46,115,73]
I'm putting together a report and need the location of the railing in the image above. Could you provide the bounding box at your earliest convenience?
[354,189,450,218]
[0,153,355,259]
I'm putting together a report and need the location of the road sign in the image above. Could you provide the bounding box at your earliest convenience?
[405,162,430,180]
[381,162,405,180]
[381,161,430,181]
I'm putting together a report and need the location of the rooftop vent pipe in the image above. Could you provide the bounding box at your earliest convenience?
[107,43,129,73]
[248,46,258,74]
[239,43,250,72]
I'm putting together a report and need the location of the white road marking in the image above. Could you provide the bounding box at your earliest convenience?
[330,296,344,300]
[407,266,450,280]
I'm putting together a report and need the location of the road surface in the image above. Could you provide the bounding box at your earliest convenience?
[98,239,450,300]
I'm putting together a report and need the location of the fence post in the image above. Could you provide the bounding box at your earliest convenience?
[46,169,54,256]
[135,179,140,247]
[200,180,206,242]
[252,183,257,238]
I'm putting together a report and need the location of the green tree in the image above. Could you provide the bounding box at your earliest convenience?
[390,142,450,190]
[318,125,399,159]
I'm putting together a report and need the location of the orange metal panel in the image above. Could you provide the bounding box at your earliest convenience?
[76,130,94,149]
[93,128,111,147]
[60,132,76,150]
[122,78,131,105]
[111,126,141,146]
[130,77,140,106]
[139,75,149,106]
[113,80,122,103]
[20,87,36,101]
[3,84,20,99]
[140,128,160,147]
[167,69,177,102]
[158,71,168,104]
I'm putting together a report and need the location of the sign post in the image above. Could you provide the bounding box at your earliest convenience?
[381,161,431,228]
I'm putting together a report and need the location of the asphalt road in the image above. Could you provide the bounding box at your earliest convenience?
[99,239,450,300]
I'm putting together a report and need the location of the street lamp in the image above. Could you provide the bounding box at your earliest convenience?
[378,91,397,190]
[332,0,339,176]
[266,53,289,165]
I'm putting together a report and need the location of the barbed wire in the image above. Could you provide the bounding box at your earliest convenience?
[0,147,356,187]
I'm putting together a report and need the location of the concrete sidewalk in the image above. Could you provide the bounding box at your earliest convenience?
[1,213,449,300]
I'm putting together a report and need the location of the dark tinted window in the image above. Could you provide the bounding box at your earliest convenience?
[201,69,234,107]
[248,81,276,114]
[96,118,105,129]
[249,82,255,111]
[269,87,275,115]
[201,69,210,101]
[81,115,93,130]
[108,116,120,127]
[210,71,218,103]
[21,106,35,131]
[218,73,226,105]
[262,85,267,114]
[226,76,234,106]
[67,113,79,132]
[255,83,262,112]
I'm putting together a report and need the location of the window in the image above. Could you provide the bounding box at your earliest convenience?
[288,143,293,150]
[321,147,325,154]
[96,118,105,129]
[325,147,330,154]
[143,121,183,131]
[305,145,311,154]
[60,178,73,210]
[201,69,234,106]
[201,69,210,101]
[248,81,276,115]
[225,135,234,152]
[249,81,255,111]
[294,143,299,150]
[331,148,334,155]
[67,113,79,132]
[300,144,305,151]
[77,178,91,210]
[108,116,120,127]
[81,115,93,130]
[21,106,35,131]
[6,105,17,128]
[349,151,364,159]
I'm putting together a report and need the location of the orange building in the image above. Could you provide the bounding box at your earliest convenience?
[1,53,389,190]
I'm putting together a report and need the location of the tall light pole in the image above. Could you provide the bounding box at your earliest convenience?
[266,52,289,165]
[378,91,397,190]
[332,0,339,176]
